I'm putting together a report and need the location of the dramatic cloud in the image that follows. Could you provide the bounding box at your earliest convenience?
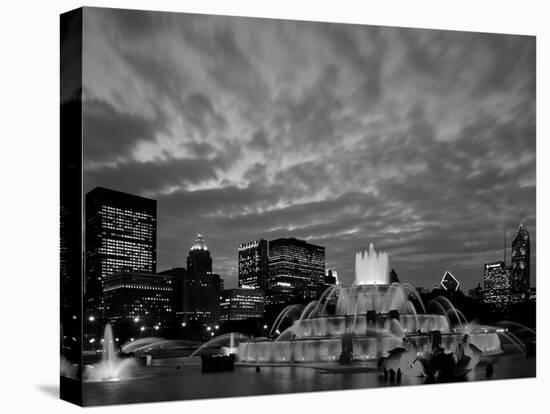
[83,98,164,164]
[82,7,536,289]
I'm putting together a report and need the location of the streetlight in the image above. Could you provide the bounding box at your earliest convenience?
[214,325,219,330]
[88,316,95,322]
[134,317,140,323]
[154,325,160,331]
[140,326,146,332]
[206,326,211,331]
[181,322,187,327]
[89,337,96,352]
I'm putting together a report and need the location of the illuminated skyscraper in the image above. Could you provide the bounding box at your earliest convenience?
[186,233,212,276]
[483,261,511,310]
[161,234,222,323]
[85,187,157,320]
[238,239,268,289]
[267,237,325,303]
[510,224,530,303]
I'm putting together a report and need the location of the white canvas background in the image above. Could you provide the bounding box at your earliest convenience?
[0,0,547,412]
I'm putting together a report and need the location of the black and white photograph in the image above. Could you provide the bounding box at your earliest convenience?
[58,3,537,408]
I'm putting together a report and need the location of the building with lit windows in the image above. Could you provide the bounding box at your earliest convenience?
[85,187,157,321]
[160,234,223,323]
[238,239,269,290]
[510,224,530,303]
[220,288,265,321]
[267,237,325,304]
[103,271,175,328]
[186,233,213,277]
[483,261,511,310]
[468,283,483,302]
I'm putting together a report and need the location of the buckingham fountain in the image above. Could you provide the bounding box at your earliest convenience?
[237,244,501,365]
[78,244,533,404]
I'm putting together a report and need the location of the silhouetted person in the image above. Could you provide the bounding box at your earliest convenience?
[256,365,261,372]
[378,358,388,379]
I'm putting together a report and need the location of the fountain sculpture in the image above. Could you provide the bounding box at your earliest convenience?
[84,324,138,382]
[238,244,502,364]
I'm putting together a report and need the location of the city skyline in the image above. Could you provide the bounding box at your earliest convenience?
[82,187,536,293]
[81,184,533,341]
[81,8,535,291]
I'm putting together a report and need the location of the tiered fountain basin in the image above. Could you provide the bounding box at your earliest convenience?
[237,332,501,364]
[282,314,450,338]
[237,245,502,365]
[238,245,502,364]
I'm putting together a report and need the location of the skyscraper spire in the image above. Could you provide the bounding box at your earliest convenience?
[511,223,530,303]
[191,233,208,251]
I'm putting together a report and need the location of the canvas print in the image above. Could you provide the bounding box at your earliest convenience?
[60,6,536,406]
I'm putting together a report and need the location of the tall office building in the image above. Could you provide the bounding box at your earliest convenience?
[468,283,483,302]
[510,224,530,303]
[220,288,265,321]
[103,271,175,329]
[483,261,511,310]
[238,239,269,289]
[187,233,212,276]
[161,234,223,323]
[60,198,81,363]
[267,237,325,303]
[85,187,157,320]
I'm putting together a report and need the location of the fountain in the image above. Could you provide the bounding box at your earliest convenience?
[355,243,390,285]
[121,337,201,357]
[238,244,502,365]
[84,324,138,382]
[60,355,78,379]
[220,332,239,355]
[187,332,249,359]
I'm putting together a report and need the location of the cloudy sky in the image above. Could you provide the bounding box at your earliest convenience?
[82,7,536,290]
